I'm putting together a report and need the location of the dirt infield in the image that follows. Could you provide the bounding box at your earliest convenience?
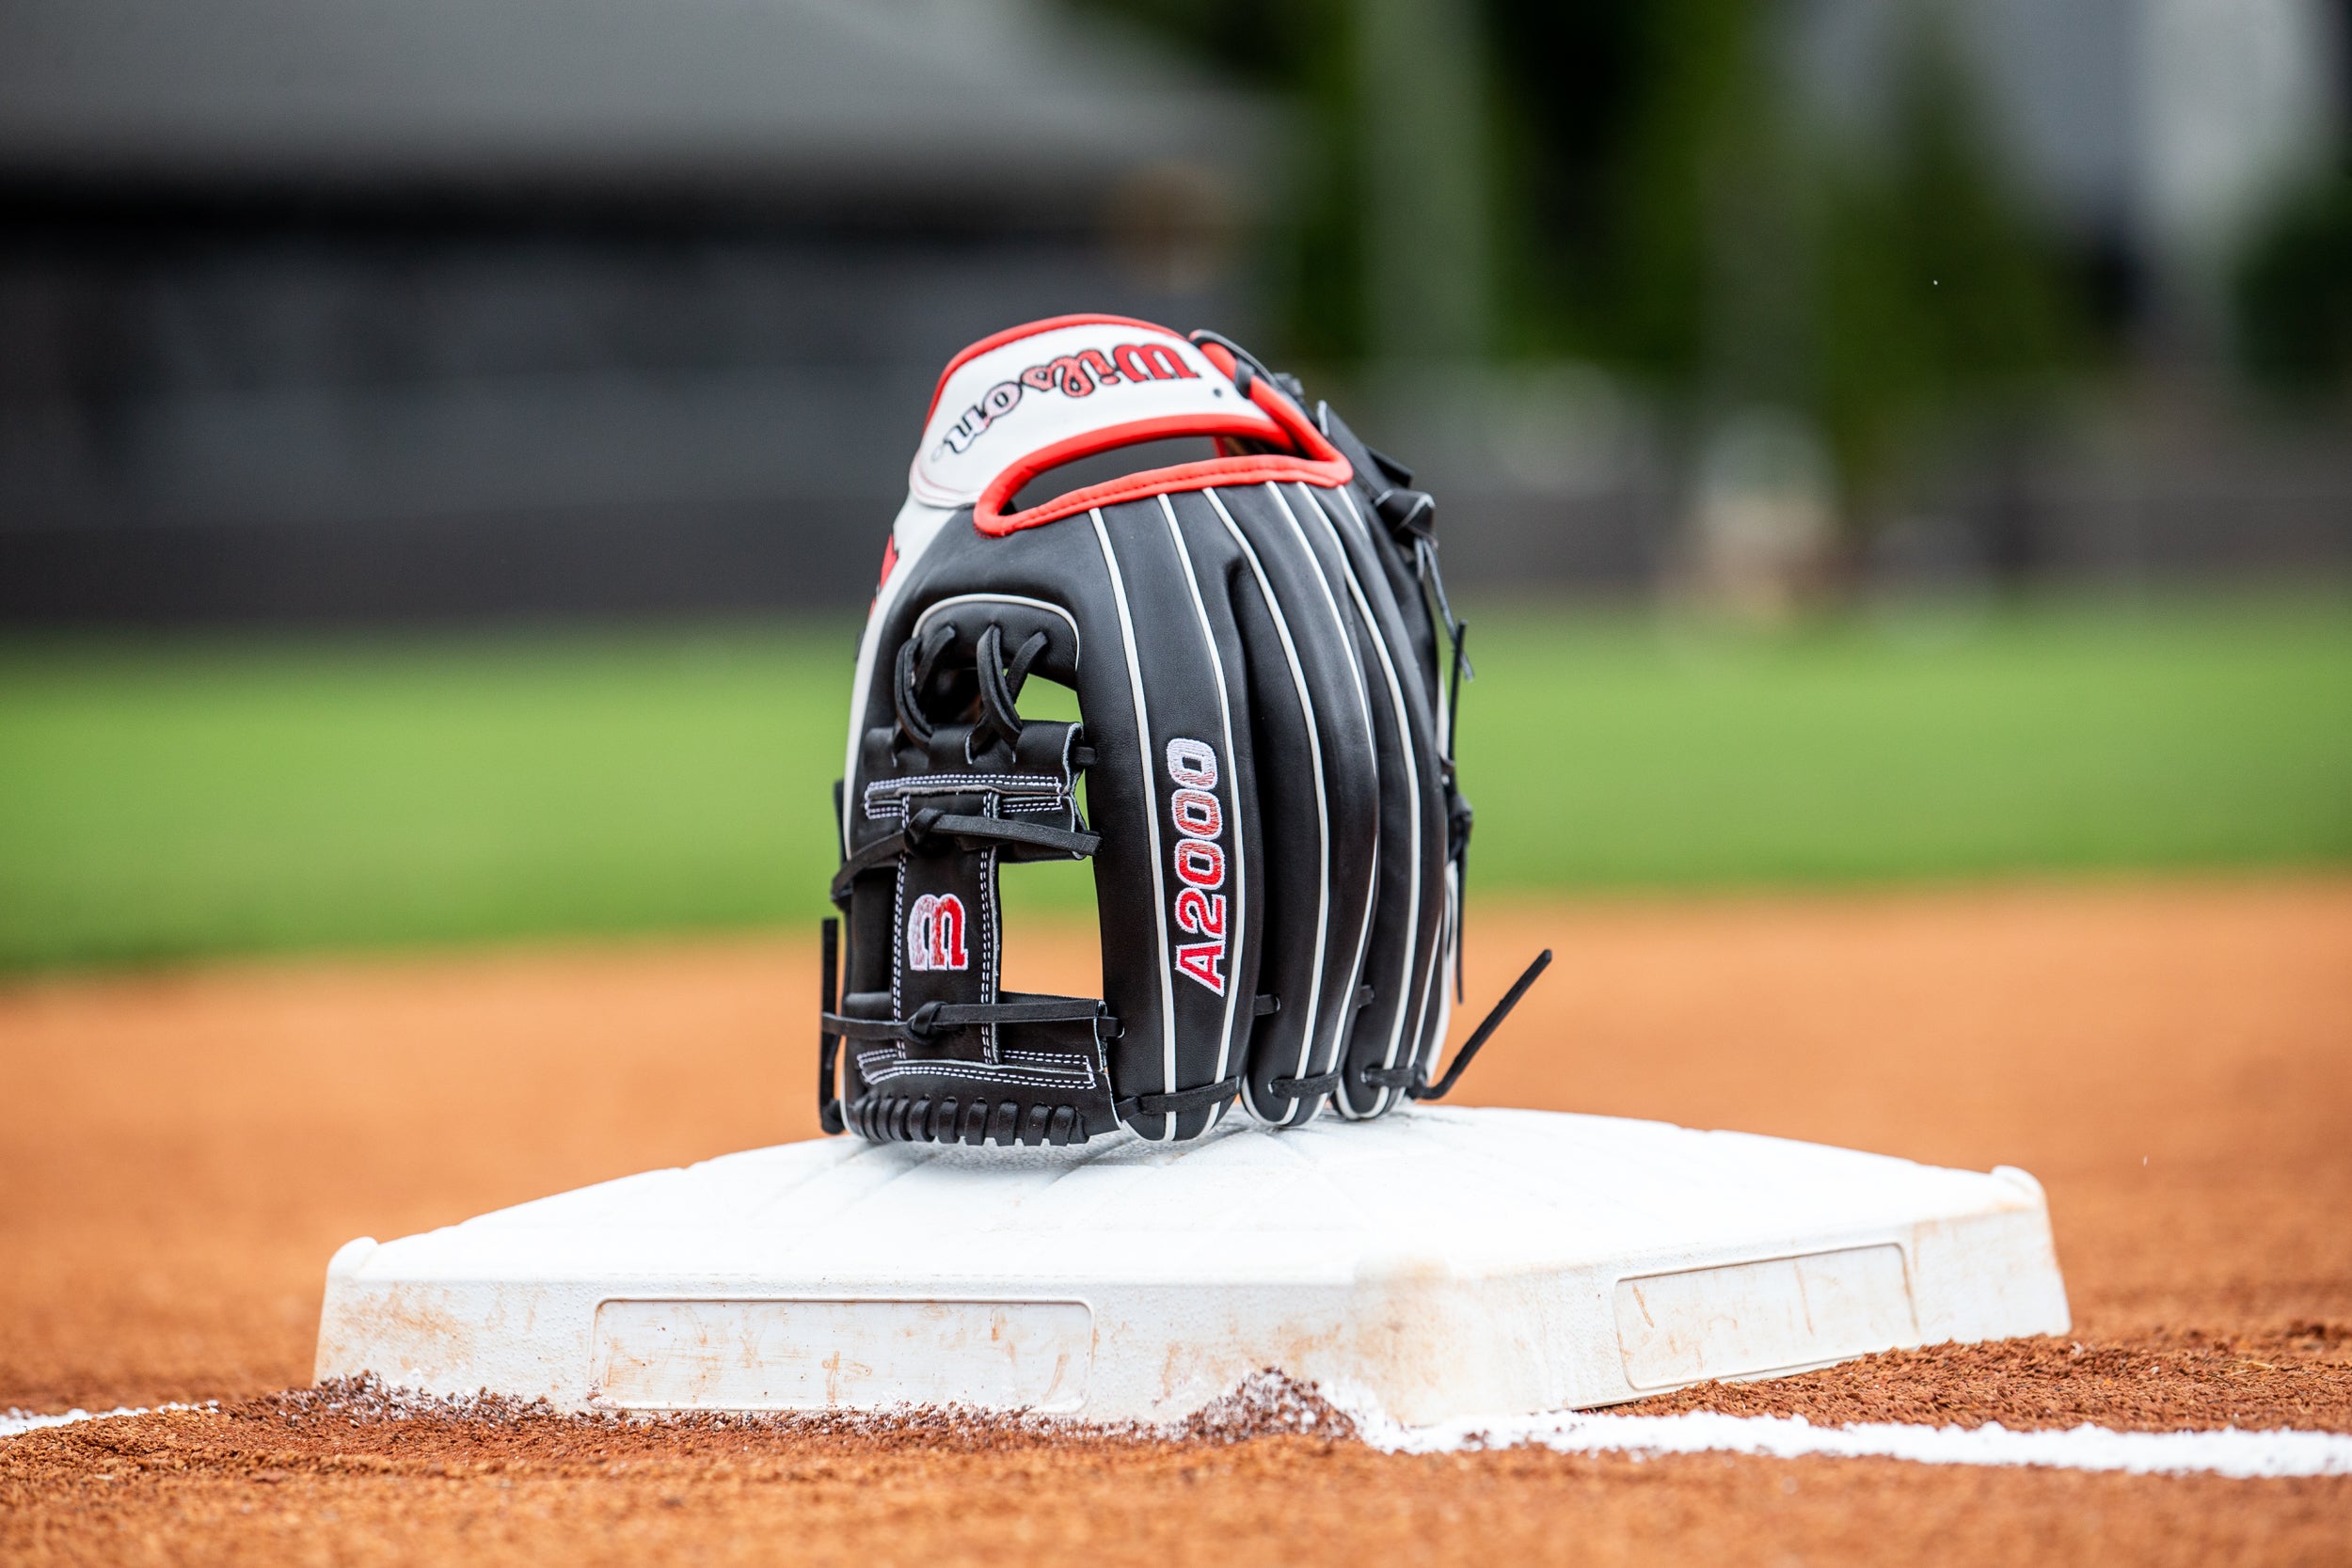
[6,878,2350,1561]
[8,1396,2350,1568]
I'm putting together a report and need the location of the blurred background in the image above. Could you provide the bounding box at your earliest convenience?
[2,0,2348,970]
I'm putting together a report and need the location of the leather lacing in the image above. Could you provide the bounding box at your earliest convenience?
[1355,429,1559,1089]
[1358,948,1551,1101]
[891,619,1051,756]
[828,806,1098,906]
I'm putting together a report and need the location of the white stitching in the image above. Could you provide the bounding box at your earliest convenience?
[866,773,1066,798]
[854,1055,1098,1089]
[981,794,1001,1063]
[866,775,1068,799]
[866,796,1068,822]
[889,856,907,1023]
[862,1070,1094,1090]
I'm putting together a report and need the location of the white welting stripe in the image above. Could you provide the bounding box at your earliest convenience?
[1157,495,1247,1098]
[1266,483,1380,1098]
[1089,508,1176,1134]
[1202,487,1331,1122]
[1354,1406,2352,1481]
[1297,483,1422,1116]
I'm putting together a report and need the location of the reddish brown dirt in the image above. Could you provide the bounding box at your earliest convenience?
[5,878,2350,1563]
[1624,1328,2352,1433]
[7,1396,2350,1568]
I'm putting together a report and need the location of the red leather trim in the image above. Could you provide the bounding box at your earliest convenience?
[972,366,1353,537]
[925,313,1184,422]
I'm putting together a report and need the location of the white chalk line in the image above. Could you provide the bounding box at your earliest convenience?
[1,1402,206,1439]
[1355,1407,2352,1480]
[4,1405,151,1438]
[6,1400,2346,1480]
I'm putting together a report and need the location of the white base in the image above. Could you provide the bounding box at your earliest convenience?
[314,1106,2069,1426]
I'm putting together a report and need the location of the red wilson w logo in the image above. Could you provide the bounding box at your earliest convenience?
[905,893,969,973]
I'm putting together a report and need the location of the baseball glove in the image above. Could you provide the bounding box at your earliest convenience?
[818,314,1547,1147]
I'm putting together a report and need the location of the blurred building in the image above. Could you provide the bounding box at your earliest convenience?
[0,0,1268,623]
[5,0,2344,623]
[1311,0,2352,605]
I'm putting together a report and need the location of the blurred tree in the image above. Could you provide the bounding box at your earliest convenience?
[1073,0,2103,542]
[1486,0,1742,377]
[1065,0,1364,356]
[1359,0,1491,358]
[1497,1,2092,540]
[1084,0,1490,363]
[2233,166,2352,404]
[1805,18,2090,535]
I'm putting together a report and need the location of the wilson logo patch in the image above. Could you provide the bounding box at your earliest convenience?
[933,341,1199,460]
[1165,737,1228,995]
[905,893,970,973]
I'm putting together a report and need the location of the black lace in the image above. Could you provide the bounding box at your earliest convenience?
[892,621,959,745]
[818,916,846,1133]
[1186,329,1305,403]
[1266,1068,1343,1101]
[1359,948,1551,1101]
[1117,1075,1246,1120]
[1369,478,1477,1004]
[829,808,1100,905]
[1430,561,1474,1004]
[972,624,1049,755]
[897,619,1053,753]
[821,995,1116,1044]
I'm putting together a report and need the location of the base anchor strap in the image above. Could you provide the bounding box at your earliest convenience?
[820,1012,921,1041]
[1266,1069,1343,1101]
[1117,1074,1245,1119]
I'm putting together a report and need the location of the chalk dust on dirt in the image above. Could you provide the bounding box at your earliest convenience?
[5,879,2349,1565]
[237,1368,1358,1448]
[6,1384,2345,1568]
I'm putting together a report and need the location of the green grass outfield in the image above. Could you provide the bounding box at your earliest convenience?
[2,594,2346,972]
